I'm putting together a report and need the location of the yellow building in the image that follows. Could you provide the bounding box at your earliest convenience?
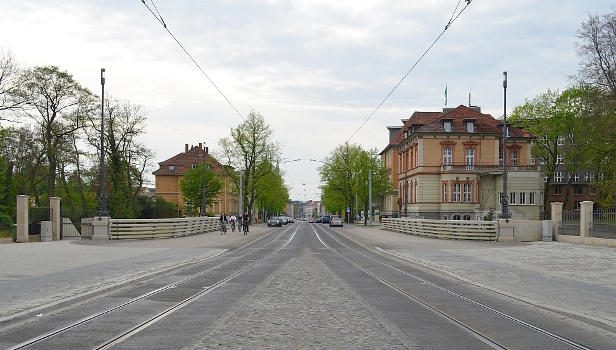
[389,105,543,220]
[153,143,238,217]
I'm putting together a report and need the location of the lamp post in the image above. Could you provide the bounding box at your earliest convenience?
[98,68,107,217]
[502,71,509,222]
[201,142,207,216]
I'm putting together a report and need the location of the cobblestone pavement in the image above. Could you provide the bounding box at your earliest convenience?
[186,251,418,350]
[337,224,616,328]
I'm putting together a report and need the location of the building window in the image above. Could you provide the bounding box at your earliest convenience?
[442,183,448,202]
[465,148,475,168]
[463,215,471,220]
[574,201,581,210]
[510,151,518,166]
[557,136,565,145]
[453,214,461,220]
[554,172,564,182]
[519,192,526,204]
[529,192,535,205]
[463,183,472,202]
[442,216,448,220]
[466,121,475,133]
[443,120,453,132]
[553,186,562,195]
[510,192,516,204]
[573,173,580,182]
[453,183,461,202]
[168,165,175,171]
[556,154,564,164]
[590,187,597,195]
[443,148,452,165]
[499,151,504,166]
[589,172,595,181]
[574,186,583,195]
[191,164,198,169]
[544,175,548,183]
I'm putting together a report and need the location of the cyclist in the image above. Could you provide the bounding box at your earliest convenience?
[219,212,227,234]
[242,213,250,235]
[229,214,237,232]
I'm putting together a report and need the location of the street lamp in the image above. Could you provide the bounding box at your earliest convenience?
[97,68,107,217]
[502,71,509,222]
[201,142,207,216]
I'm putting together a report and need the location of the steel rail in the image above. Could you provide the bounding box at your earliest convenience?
[8,224,297,350]
[313,224,594,350]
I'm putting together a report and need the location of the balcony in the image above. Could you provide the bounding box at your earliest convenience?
[440,161,539,174]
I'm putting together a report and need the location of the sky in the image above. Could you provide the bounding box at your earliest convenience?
[1,0,614,201]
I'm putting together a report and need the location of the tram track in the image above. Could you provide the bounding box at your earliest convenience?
[7,224,298,350]
[312,223,595,350]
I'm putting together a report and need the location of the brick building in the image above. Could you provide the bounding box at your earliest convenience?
[153,143,238,217]
[382,105,543,220]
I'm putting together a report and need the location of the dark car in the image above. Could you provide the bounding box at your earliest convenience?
[315,217,322,223]
[268,217,282,227]
[281,217,289,225]
[322,215,330,224]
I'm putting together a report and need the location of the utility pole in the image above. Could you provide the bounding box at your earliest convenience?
[98,68,107,217]
[201,144,207,216]
[239,169,243,217]
[369,169,373,227]
[502,71,509,222]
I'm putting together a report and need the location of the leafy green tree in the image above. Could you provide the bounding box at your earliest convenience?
[179,163,222,216]
[255,163,289,218]
[218,111,281,219]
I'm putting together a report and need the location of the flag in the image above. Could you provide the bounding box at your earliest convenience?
[444,85,448,106]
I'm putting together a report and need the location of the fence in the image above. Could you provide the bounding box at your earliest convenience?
[28,207,50,235]
[61,209,97,239]
[560,210,580,236]
[382,217,497,241]
[109,216,220,240]
[590,209,616,239]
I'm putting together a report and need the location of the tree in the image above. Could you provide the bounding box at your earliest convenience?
[86,99,154,218]
[319,143,391,224]
[575,10,616,97]
[218,111,281,219]
[13,66,96,197]
[0,50,23,120]
[179,163,222,216]
[255,164,289,218]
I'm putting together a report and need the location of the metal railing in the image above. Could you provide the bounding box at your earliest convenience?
[590,209,616,239]
[440,162,539,173]
[109,216,220,240]
[560,210,580,236]
[382,217,497,241]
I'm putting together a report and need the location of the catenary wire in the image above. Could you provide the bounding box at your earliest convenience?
[346,0,472,142]
[140,0,245,120]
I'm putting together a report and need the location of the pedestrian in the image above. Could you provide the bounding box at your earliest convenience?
[219,212,227,234]
[230,214,237,232]
[242,213,250,235]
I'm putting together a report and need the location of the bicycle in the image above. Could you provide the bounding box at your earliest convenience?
[220,221,227,234]
[231,220,236,232]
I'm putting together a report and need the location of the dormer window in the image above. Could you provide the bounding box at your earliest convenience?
[465,121,475,133]
[443,120,453,132]
[191,164,198,169]
[169,165,175,171]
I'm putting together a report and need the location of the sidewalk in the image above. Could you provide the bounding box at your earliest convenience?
[337,224,616,330]
[0,224,275,322]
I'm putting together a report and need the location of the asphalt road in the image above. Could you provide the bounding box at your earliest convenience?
[1,222,614,350]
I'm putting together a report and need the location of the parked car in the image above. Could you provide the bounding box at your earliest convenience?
[288,217,294,223]
[308,217,315,223]
[322,215,330,224]
[315,217,322,223]
[329,217,344,227]
[268,217,282,227]
[281,217,289,225]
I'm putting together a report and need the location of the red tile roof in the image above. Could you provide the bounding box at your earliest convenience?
[380,111,442,154]
[152,145,225,176]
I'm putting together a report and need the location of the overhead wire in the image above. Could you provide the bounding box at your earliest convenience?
[140,0,245,120]
[346,0,472,142]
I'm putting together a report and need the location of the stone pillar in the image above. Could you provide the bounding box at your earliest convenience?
[49,197,61,240]
[550,202,562,239]
[579,201,594,238]
[498,219,514,242]
[16,195,29,243]
[91,216,110,240]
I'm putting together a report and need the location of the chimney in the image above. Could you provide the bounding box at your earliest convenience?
[199,143,202,150]
[205,146,209,155]
[185,144,188,152]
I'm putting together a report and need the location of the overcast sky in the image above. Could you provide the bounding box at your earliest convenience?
[2,0,614,201]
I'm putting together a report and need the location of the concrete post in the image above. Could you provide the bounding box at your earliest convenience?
[49,197,61,240]
[91,216,110,240]
[550,202,562,239]
[16,195,29,243]
[497,219,514,242]
[579,201,594,238]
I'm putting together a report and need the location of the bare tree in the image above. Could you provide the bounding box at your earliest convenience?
[0,50,23,120]
[575,10,616,96]
[13,66,96,197]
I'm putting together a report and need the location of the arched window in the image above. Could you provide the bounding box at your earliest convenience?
[463,215,471,220]
[453,214,461,220]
